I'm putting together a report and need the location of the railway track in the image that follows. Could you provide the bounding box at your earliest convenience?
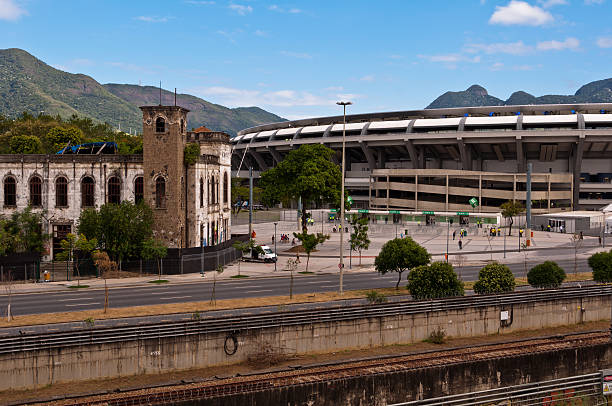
[33,330,610,406]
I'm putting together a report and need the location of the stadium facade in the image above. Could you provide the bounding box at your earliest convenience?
[231,103,612,214]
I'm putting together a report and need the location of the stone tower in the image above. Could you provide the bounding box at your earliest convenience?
[140,105,189,248]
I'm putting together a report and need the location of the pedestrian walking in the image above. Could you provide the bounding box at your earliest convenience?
[452,230,456,240]
[458,240,463,250]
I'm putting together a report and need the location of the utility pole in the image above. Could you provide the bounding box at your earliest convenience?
[337,101,352,295]
[526,162,532,247]
[249,166,253,240]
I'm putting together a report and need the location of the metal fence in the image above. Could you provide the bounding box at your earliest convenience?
[1,285,610,355]
[389,372,604,406]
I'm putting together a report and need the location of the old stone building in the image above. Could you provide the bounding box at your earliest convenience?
[0,105,231,260]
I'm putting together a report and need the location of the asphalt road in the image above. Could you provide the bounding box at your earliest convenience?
[0,259,592,317]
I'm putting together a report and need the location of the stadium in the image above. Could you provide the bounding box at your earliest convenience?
[231,103,612,217]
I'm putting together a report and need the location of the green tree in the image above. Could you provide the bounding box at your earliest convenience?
[4,206,48,254]
[527,261,566,288]
[293,231,329,273]
[77,201,153,263]
[45,126,84,153]
[349,216,370,265]
[141,238,168,279]
[9,135,43,154]
[473,262,516,294]
[588,250,612,282]
[500,200,524,236]
[259,144,341,233]
[375,237,431,289]
[407,261,465,300]
[56,233,98,286]
[184,143,200,165]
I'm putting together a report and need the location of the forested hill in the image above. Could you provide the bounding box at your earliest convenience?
[426,79,612,109]
[0,48,285,136]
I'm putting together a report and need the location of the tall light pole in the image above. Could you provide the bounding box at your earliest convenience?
[337,101,352,295]
[273,222,278,272]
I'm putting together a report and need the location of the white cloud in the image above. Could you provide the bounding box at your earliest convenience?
[597,37,612,48]
[466,40,533,55]
[585,0,604,4]
[199,86,334,107]
[325,86,344,91]
[135,16,170,23]
[537,37,580,50]
[280,50,312,59]
[418,54,481,64]
[489,1,553,26]
[254,29,267,37]
[0,0,26,21]
[360,75,375,82]
[268,5,302,13]
[491,62,505,70]
[538,0,568,7]
[229,4,252,15]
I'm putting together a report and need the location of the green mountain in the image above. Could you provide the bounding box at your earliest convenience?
[0,48,141,130]
[103,84,284,136]
[426,79,612,109]
[0,48,285,136]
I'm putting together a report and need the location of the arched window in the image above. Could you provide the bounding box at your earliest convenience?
[134,177,144,204]
[199,178,204,208]
[29,176,42,207]
[223,172,229,205]
[155,176,166,208]
[55,177,68,207]
[211,176,216,204]
[81,176,95,208]
[107,176,121,204]
[155,117,165,133]
[4,176,16,207]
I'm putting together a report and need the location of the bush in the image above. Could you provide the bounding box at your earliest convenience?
[184,142,200,165]
[527,261,566,288]
[366,290,388,304]
[588,251,612,282]
[406,261,464,300]
[424,327,446,344]
[473,262,516,294]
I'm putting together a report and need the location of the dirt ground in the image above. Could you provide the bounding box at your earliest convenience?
[0,320,608,405]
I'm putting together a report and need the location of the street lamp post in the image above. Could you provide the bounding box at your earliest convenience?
[273,222,278,272]
[337,101,352,295]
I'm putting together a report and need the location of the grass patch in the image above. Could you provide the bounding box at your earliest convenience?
[147,279,169,284]
[67,285,89,289]
[230,274,250,279]
[298,271,314,275]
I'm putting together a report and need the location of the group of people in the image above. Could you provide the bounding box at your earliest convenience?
[332,226,349,233]
[488,228,502,237]
[452,229,468,240]
[272,234,295,244]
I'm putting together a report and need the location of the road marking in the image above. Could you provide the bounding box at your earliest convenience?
[58,297,96,302]
[246,289,273,293]
[318,285,338,289]
[159,296,192,300]
[304,281,325,284]
[150,291,182,295]
[65,302,100,307]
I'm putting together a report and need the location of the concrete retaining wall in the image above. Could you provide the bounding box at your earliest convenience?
[1,295,610,391]
[190,342,612,406]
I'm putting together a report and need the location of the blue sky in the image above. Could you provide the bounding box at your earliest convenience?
[1,0,612,120]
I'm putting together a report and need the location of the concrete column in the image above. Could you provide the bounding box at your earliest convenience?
[548,174,551,210]
[386,175,390,209]
[513,174,517,201]
[415,175,418,211]
[479,174,482,213]
[516,137,525,173]
[445,175,449,211]
[573,135,585,210]
[404,139,419,169]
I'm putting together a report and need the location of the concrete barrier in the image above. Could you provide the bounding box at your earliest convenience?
[1,294,609,391]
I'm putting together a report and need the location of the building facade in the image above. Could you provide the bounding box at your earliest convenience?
[0,105,231,260]
[232,103,612,212]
